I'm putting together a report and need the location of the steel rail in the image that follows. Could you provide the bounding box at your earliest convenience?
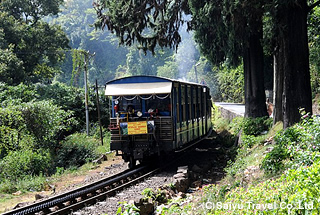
[2,165,152,215]
[48,167,160,215]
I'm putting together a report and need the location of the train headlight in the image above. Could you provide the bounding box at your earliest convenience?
[137,111,142,117]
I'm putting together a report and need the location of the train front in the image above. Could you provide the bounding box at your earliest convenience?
[105,76,173,168]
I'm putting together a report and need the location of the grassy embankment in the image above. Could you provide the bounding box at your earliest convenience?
[150,105,320,214]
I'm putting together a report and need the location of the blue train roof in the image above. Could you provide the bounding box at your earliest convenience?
[106,76,171,85]
[105,76,206,96]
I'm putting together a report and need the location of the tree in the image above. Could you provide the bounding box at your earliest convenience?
[309,6,320,97]
[0,0,69,85]
[271,0,320,128]
[126,46,174,76]
[1,0,63,24]
[197,0,267,117]
[0,44,24,85]
[51,0,129,85]
[93,0,268,118]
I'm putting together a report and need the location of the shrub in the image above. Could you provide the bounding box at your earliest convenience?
[241,135,256,148]
[199,161,320,214]
[0,100,78,152]
[261,115,320,174]
[228,117,244,135]
[0,149,52,181]
[261,143,288,174]
[55,133,99,169]
[20,100,78,149]
[242,116,272,136]
[0,83,38,104]
[0,175,48,193]
[225,147,247,177]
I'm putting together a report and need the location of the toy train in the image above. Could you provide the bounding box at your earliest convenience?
[105,76,212,168]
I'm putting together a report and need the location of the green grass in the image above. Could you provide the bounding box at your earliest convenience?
[194,115,320,214]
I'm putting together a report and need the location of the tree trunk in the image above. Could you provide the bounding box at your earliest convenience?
[243,17,268,118]
[275,1,312,128]
[273,45,284,124]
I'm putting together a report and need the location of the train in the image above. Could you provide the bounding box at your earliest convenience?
[105,76,212,168]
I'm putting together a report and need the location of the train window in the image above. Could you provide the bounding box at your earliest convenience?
[176,87,180,122]
[181,85,186,122]
[117,96,142,114]
[191,87,195,119]
[198,87,201,117]
[181,85,185,105]
[188,87,192,121]
[145,94,171,116]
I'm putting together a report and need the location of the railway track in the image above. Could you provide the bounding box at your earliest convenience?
[3,131,214,215]
[2,165,159,215]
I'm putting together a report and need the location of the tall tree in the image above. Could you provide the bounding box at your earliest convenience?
[271,0,320,128]
[51,0,129,85]
[0,0,69,84]
[1,0,63,24]
[93,0,268,118]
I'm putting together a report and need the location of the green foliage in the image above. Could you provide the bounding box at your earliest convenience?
[93,0,184,54]
[0,44,24,85]
[199,161,320,214]
[0,83,37,104]
[212,103,229,132]
[262,114,320,174]
[20,100,77,148]
[0,149,51,181]
[116,202,140,215]
[308,6,320,97]
[241,135,256,148]
[157,60,179,79]
[0,4,69,85]
[55,133,99,169]
[225,146,248,177]
[126,47,174,77]
[242,116,272,136]
[0,175,48,193]
[142,188,155,199]
[228,117,244,135]
[261,143,288,174]
[142,188,167,203]
[1,0,63,24]
[0,100,77,152]
[215,64,244,103]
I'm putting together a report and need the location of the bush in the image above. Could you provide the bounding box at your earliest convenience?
[215,64,244,103]
[55,133,99,169]
[261,115,320,174]
[0,149,52,181]
[241,135,256,148]
[199,161,320,214]
[0,83,38,104]
[0,175,48,193]
[261,143,288,174]
[0,100,78,153]
[20,100,77,148]
[242,116,272,136]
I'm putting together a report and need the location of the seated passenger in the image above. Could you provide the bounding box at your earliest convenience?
[127,105,135,116]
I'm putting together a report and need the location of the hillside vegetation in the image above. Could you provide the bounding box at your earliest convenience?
[157,108,320,214]
[0,82,110,194]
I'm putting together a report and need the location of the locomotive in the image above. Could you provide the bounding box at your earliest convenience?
[105,76,212,168]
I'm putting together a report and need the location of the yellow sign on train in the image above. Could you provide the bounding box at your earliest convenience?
[127,121,148,134]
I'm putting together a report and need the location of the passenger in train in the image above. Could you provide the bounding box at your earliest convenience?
[127,104,135,116]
